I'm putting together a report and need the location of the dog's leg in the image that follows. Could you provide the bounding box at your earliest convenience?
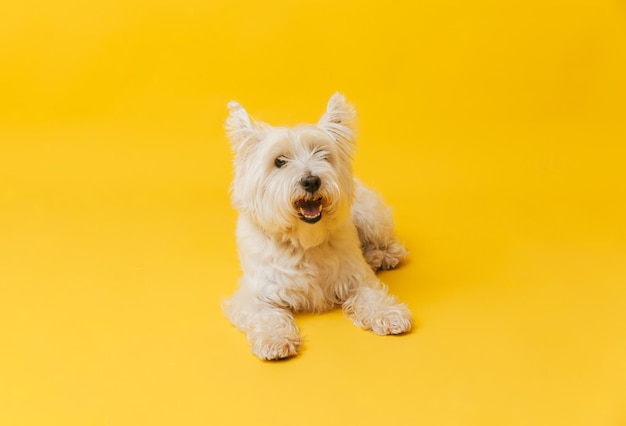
[351,180,407,271]
[342,282,412,335]
[224,289,301,360]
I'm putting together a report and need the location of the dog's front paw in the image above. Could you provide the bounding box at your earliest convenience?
[370,305,412,335]
[250,333,301,361]
[344,286,413,335]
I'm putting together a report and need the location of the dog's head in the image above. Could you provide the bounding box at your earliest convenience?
[226,93,357,239]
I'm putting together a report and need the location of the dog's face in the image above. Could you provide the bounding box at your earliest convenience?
[226,93,357,235]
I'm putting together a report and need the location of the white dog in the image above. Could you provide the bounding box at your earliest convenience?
[223,93,412,360]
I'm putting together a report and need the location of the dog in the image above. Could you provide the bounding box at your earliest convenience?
[223,93,412,360]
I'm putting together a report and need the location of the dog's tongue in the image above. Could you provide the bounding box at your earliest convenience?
[298,199,322,217]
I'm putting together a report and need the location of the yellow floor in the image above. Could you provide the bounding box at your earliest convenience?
[2,0,626,424]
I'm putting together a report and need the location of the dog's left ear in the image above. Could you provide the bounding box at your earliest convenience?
[225,101,261,152]
[318,93,357,151]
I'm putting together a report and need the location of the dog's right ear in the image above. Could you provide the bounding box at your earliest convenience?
[225,101,260,151]
[318,93,357,156]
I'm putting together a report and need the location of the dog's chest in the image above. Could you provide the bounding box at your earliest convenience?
[240,218,363,311]
[279,242,360,311]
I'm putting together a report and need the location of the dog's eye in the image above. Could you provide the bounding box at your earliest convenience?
[316,150,330,162]
[274,157,287,168]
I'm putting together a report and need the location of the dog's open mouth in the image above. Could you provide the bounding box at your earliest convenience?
[295,197,323,224]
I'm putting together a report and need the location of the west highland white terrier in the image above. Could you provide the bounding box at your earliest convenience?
[223,93,412,360]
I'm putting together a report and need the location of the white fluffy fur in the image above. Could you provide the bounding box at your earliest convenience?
[224,93,412,360]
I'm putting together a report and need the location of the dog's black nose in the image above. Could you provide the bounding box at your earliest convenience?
[300,175,321,193]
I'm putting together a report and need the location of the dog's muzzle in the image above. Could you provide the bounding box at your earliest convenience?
[300,175,321,194]
[295,197,323,224]
[295,174,323,223]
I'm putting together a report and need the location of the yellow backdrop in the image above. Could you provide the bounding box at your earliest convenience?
[1,0,625,424]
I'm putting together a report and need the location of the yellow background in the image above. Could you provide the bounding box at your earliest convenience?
[1,0,626,424]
